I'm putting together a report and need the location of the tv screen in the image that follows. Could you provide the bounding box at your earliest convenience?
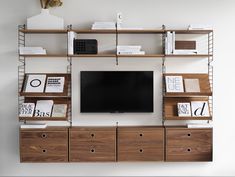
[81,71,153,113]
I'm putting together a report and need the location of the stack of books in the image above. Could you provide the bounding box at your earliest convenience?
[188,24,212,30]
[92,22,116,30]
[187,123,212,128]
[117,45,145,55]
[19,47,46,55]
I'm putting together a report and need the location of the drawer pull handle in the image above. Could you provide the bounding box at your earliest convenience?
[42,149,47,153]
[41,134,47,138]
[188,133,191,137]
[91,133,95,138]
[187,148,191,152]
[90,149,95,153]
[139,133,143,137]
[139,149,143,153]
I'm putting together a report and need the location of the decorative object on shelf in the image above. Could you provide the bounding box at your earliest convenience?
[27,0,64,29]
[45,77,65,93]
[19,47,46,55]
[74,39,98,54]
[52,104,67,117]
[19,103,35,117]
[177,103,191,117]
[191,101,210,117]
[116,12,123,29]
[24,74,47,93]
[184,78,200,92]
[68,31,77,55]
[34,100,54,117]
[165,76,184,93]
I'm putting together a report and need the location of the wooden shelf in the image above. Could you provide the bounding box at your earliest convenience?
[117,54,164,58]
[117,29,164,34]
[20,73,71,97]
[71,29,116,34]
[69,54,116,57]
[165,54,212,58]
[165,29,213,34]
[19,29,67,34]
[19,116,68,121]
[20,54,68,58]
[163,73,212,97]
[164,97,212,120]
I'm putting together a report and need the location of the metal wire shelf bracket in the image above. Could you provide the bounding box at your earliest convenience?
[18,25,26,124]
[115,23,119,66]
[161,25,166,126]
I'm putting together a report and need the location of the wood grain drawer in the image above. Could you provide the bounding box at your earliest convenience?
[166,128,212,161]
[69,127,116,162]
[118,127,164,161]
[20,127,68,162]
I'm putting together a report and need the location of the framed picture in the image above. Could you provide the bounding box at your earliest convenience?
[191,101,210,117]
[165,76,184,92]
[177,102,191,117]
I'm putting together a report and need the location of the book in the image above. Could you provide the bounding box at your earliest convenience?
[92,22,116,29]
[117,45,142,52]
[19,103,35,117]
[34,100,54,117]
[191,101,210,117]
[20,124,47,129]
[117,51,145,55]
[188,24,212,30]
[45,77,65,93]
[68,31,77,55]
[184,79,200,92]
[173,49,197,54]
[165,76,184,92]
[177,103,191,117]
[19,47,46,55]
[187,123,212,128]
[24,74,47,93]
[52,104,67,117]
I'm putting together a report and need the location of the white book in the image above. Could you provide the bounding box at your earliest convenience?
[165,35,168,54]
[21,124,47,129]
[165,76,184,93]
[25,74,47,93]
[177,103,191,117]
[117,45,141,51]
[34,100,54,117]
[52,104,67,117]
[45,77,65,93]
[184,79,200,92]
[117,51,145,55]
[19,103,35,117]
[188,24,212,30]
[167,32,172,54]
[68,31,77,55]
[19,47,46,55]
[187,123,212,128]
[172,31,175,54]
[173,49,197,54]
[191,101,210,117]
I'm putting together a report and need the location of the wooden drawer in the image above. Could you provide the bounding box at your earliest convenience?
[118,127,164,161]
[166,127,212,161]
[20,127,68,162]
[69,127,116,162]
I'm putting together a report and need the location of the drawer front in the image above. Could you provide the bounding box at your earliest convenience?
[20,130,68,162]
[118,127,164,161]
[166,129,212,147]
[166,128,212,161]
[69,128,116,162]
[166,146,212,161]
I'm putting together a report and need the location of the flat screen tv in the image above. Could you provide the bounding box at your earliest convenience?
[80,71,153,113]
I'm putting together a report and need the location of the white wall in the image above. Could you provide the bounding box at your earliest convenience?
[0,0,235,176]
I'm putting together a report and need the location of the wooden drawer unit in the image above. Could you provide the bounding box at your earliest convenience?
[118,127,164,161]
[20,127,69,162]
[69,127,116,162]
[166,127,212,162]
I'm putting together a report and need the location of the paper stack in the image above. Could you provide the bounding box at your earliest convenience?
[188,24,212,30]
[92,22,116,30]
[117,45,145,55]
[68,31,77,55]
[187,123,212,128]
[20,124,47,129]
[19,47,46,55]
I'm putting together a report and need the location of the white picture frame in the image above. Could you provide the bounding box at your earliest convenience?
[177,102,192,117]
[165,76,184,93]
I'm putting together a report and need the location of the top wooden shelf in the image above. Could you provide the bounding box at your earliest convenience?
[19,29,213,34]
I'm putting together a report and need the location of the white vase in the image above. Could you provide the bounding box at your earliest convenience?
[27,9,64,29]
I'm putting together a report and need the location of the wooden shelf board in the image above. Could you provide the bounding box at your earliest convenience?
[71,29,116,34]
[164,116,212,120]
[69,54,116,57]
[20,54,68,58]
[19,117,68,121]
[117,29,165,34]
[165,29,213,34]
[164,93,212,97]
[165,54,212,58]
[20,93,71,97]
[117,54,164,58]
[19,29,67,34]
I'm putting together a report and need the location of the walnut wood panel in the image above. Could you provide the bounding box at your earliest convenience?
[164,97,212,120]
[164,73,212,97]
[118,127,164,161]
[165,54,212,58]
[19,97,70,121]
[20,127,68,162]
[20,73,71,97]
[69,127,116,162]
[175,41,196,50]
[20,29,68,34]
[165,128,212,161]
[165,30,213,34]
[20,54,68,58]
